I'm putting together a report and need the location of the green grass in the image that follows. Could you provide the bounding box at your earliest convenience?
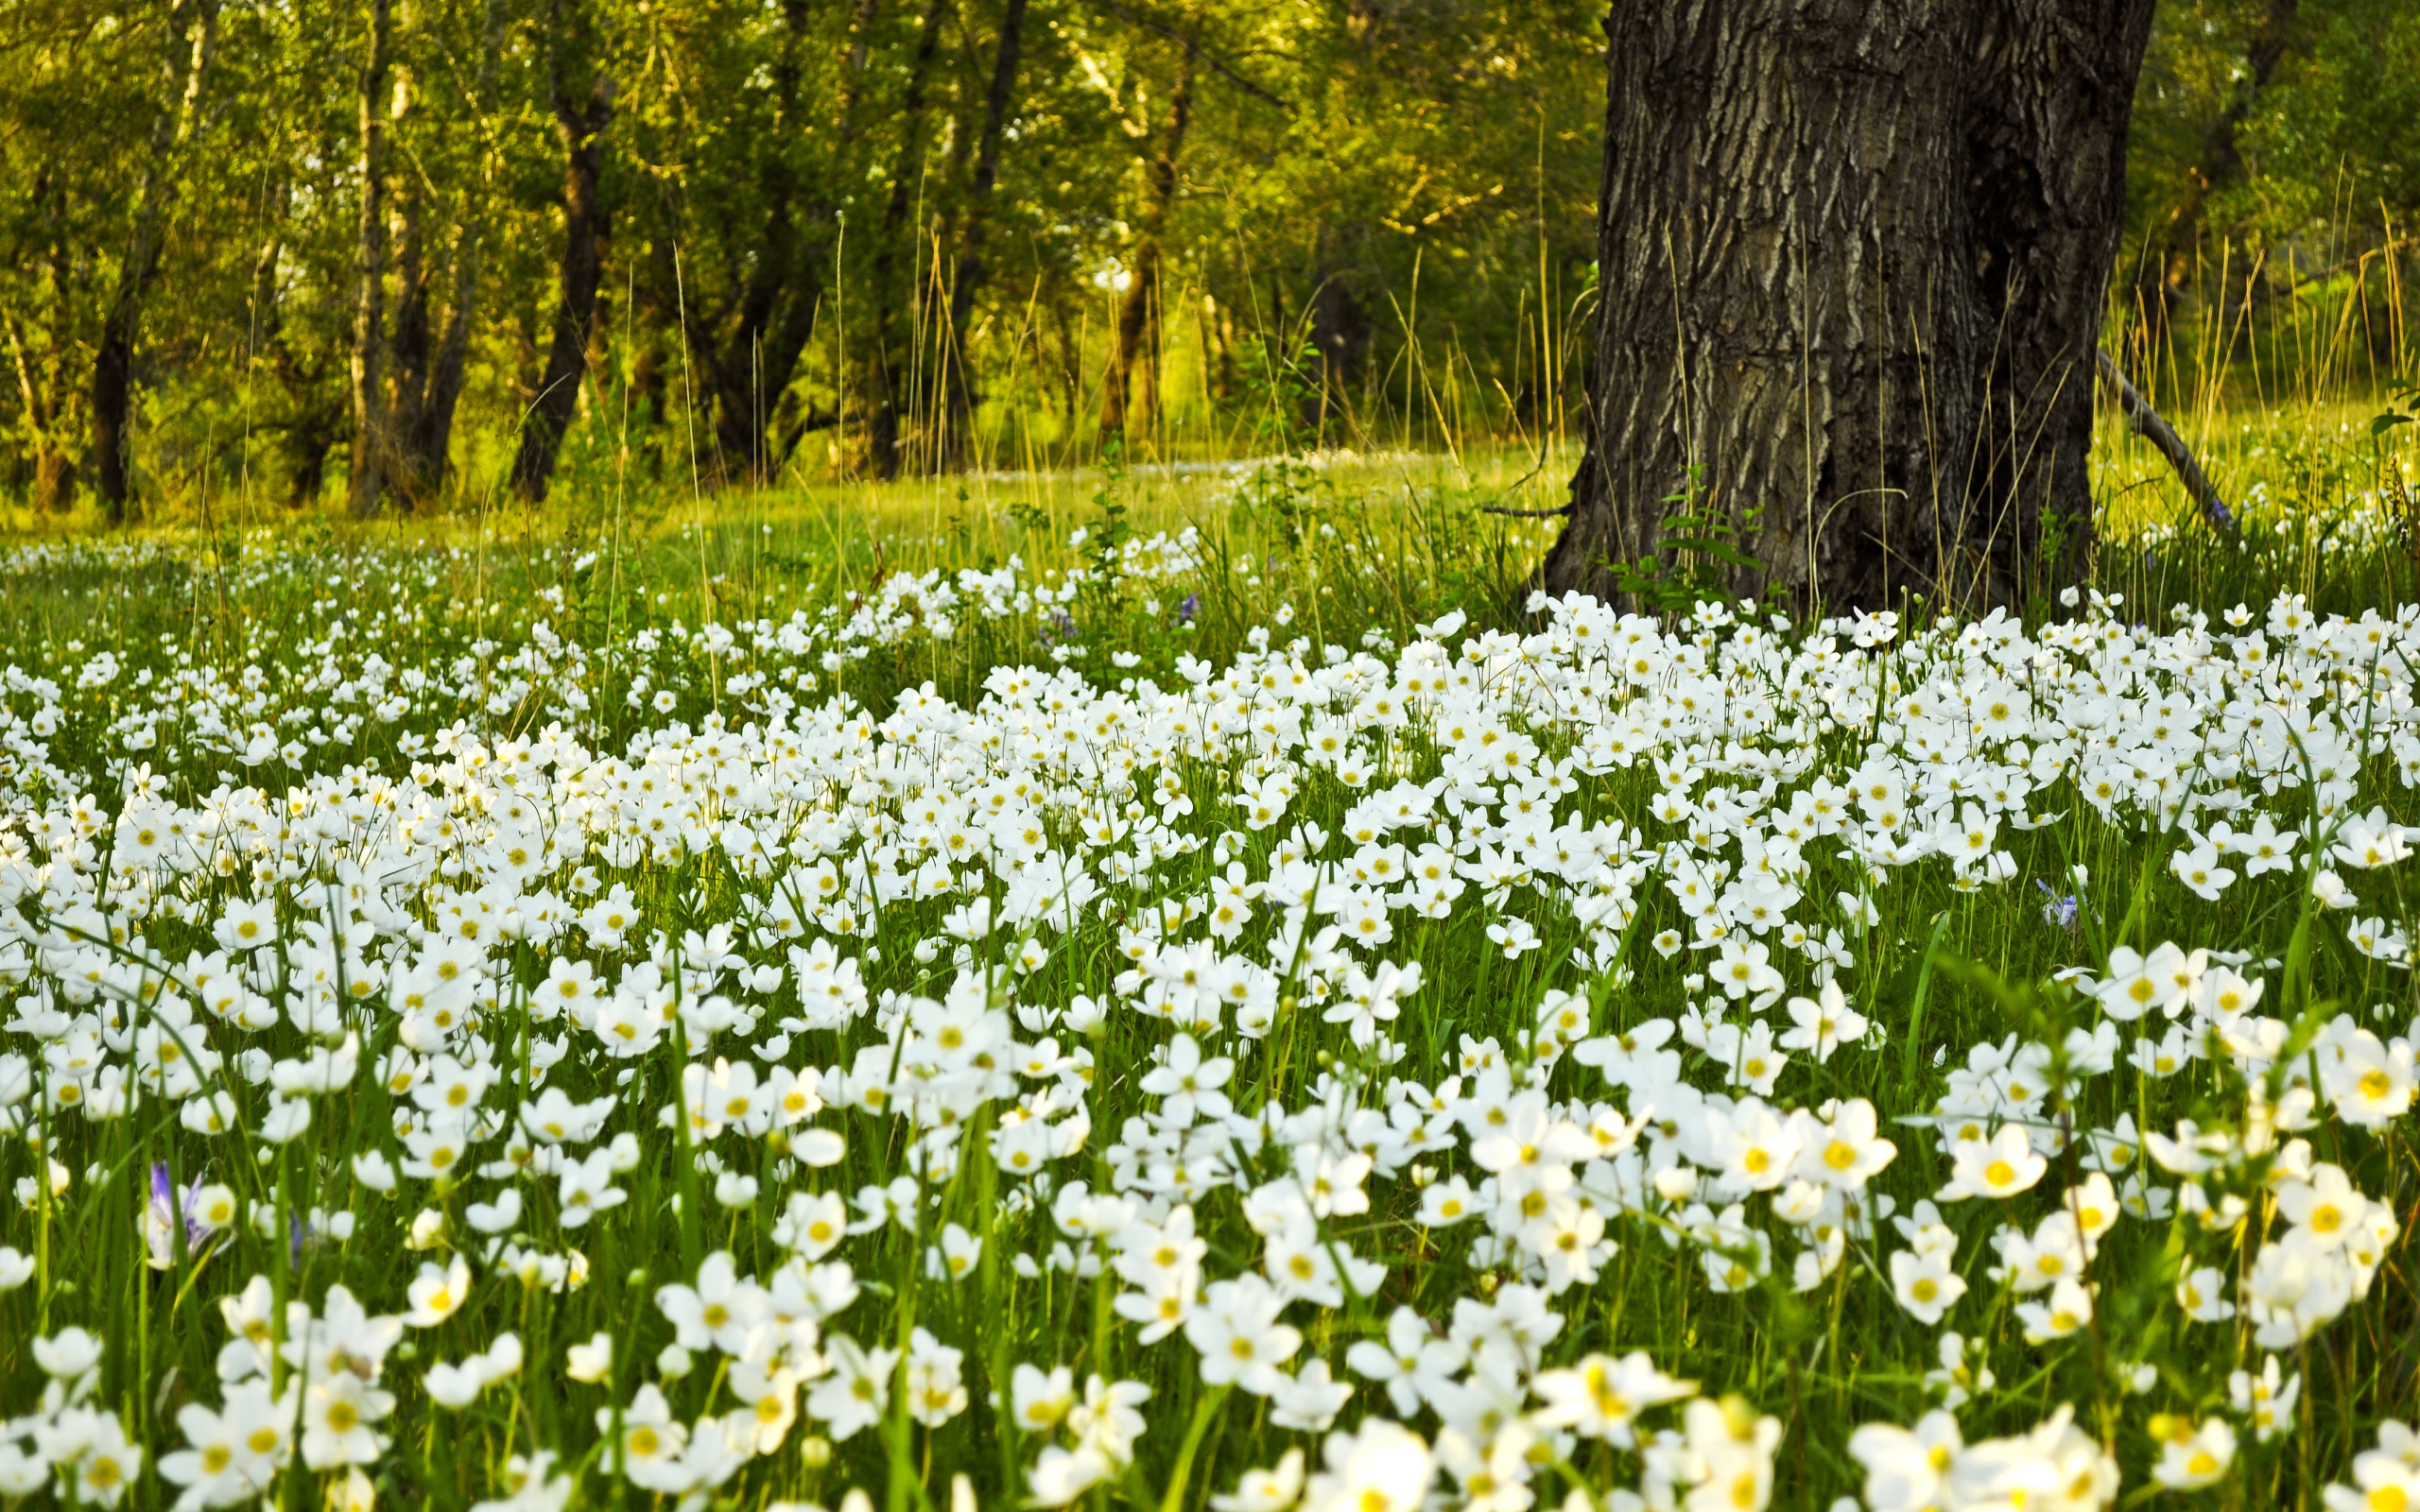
[0,409,2416,1512]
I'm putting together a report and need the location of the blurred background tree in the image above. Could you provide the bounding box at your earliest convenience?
[0,0,2409,517]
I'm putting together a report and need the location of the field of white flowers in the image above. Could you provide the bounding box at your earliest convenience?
[1,524,2417,1512]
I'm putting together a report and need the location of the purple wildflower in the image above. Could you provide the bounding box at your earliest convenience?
[144,1162,211,1268]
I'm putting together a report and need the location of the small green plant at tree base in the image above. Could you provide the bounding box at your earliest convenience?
[2368,378,2420,554]
[1604,466,1769,617]
[1076,437,1134,620]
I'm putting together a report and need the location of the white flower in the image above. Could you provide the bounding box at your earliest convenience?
[2014,1277,2094,1343]
[804,1334,896,1441]
[1139,1034,1235,1126]
[904,1328,968,1427]
[565,1332,614,1384]
[2151,1417,2235,1489]
[65,1412,143,1507]
[1846,1409,1963,1512]
[34,1326,103,1383]
[1778,979,1867,1060]
[1212,1449,1306,1512]
[1684,1396,1781,1512]
[1793,1098,1894,1190]
[1344,1308,1466,1419]
[2175,1265,2236,1323]
[2228,1356,2300,1442]
[404,1256,472,1329]
[1936,1125,2047,1201]
[1530,1350,1695,1446]
[774,1191,849,1260]
[1269,1359,1352,1432]
[160,1380,286,1510]
[1890,1247,1967,1325]
[1184,1276,1302,1396]
[1011,1364,1078,1433]
[301,1371,393,1469]
[466,1188,523,1234]
[1302,1418,1432,1512]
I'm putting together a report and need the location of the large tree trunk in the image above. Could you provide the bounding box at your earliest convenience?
[863,0,954,481]
[93,0,219,524]
[1098,27,1197,444]
[511,0,614,503]
[347,0,393,518]
[936,0,1029,470]
[1544,0,2156,615]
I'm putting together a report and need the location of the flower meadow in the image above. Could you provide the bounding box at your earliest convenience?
[3,533,2420,1512]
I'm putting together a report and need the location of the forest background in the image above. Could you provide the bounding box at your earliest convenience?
[0,0,2410,525]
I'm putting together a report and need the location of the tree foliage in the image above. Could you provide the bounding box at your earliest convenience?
[0,0,2410,513]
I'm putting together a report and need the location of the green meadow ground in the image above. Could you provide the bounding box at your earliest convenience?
[0,387,2415,1512]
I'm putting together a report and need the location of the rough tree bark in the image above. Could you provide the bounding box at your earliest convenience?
[347,0,394,518]
[1098,26,1198,442]
[93,0,219,523]
[511,0,614,503]
[1543,0,2157,614]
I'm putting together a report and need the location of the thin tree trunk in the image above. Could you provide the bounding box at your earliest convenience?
[404,231,482,492]
[1098,26,1197,443]
[14,172,76,512]
[400,0,499,497]
[1305,228,1371,444]
[387,179,433,501]
[2133,0,2299,340]
[864,0,954,480]
[938,0,1028,469]
[246,224,346,507]
[1543,0,2155,615]
[348,0,394,517]
[31,443,74,511]
[684,0,862,486]
[92,0,219,524]
[6,312,73,512]
[510,0,614,502]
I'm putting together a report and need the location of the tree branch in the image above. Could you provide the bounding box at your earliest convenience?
[1077,0,1288,112]
[1479,503,1571,519]
[2096,349,2234,536]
